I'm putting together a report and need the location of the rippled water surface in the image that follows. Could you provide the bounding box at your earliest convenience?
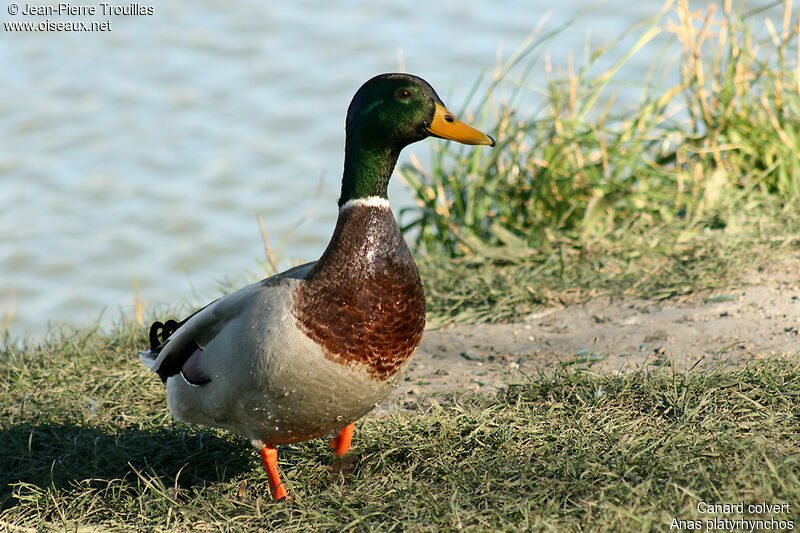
[3,0,728,339]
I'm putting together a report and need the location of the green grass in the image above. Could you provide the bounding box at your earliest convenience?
[1,322,799,532]
[400,1,800,324]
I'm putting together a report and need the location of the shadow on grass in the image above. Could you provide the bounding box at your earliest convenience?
[0,422,252,509]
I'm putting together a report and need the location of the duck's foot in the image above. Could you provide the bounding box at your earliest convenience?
[329,423,355,457]
[259,446,290,501]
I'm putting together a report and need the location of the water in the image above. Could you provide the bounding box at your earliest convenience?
[0,0,763,340]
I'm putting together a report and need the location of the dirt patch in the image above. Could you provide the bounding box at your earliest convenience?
[392,256,799,403]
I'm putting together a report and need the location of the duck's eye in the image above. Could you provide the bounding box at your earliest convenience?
[395,88,411,101]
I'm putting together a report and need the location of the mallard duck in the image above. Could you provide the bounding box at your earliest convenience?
[139,73,495,500]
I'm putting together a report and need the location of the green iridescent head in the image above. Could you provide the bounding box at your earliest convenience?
[340,73,495,205]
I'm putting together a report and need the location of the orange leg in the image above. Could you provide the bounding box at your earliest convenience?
[329,423,355,457]
[259,446,289,500]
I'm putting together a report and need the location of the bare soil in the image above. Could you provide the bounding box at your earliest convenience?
[393,257,800,403]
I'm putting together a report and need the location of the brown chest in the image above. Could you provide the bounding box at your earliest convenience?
[291,205,426,380]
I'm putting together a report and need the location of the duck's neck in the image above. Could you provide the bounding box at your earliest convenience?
[315,196,403,277]
[338,139,400,206]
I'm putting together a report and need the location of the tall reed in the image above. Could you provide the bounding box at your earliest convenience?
[401,0,800,257]
[400,0,800,323]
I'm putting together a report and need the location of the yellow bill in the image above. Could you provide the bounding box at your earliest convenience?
[426,102,495,146]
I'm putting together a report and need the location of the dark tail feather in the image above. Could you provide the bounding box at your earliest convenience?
[143,318,206,384]
[149,319,179,351]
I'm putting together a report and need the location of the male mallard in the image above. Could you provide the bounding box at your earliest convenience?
[139,73,495,500]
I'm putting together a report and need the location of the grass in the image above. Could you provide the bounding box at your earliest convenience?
[400,0,800,324]
[1,322,798,532]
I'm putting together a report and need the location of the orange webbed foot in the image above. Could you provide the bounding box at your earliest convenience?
[259,446,290,501]
[329,423,355,457]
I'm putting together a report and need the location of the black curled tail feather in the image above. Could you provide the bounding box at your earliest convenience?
[145,317,206,384]
[149,319,179,352]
